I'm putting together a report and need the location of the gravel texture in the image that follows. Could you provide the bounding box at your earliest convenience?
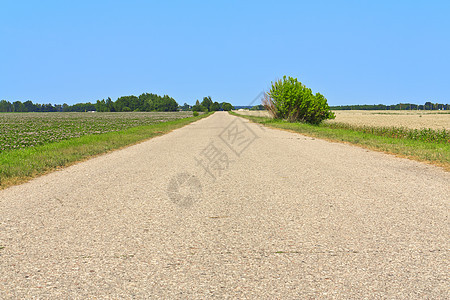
[0,111,449,299]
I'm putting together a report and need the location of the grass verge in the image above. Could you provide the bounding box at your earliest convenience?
[0,113,212,189]
[231,112,450,171]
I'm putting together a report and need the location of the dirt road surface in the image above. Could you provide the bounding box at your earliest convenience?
[1,112,448,298]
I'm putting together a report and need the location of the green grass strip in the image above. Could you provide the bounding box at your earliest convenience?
[231,112,449,171]
[324,122,449,143]
[0,113,212,189]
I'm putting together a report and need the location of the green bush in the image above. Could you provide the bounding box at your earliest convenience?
[193,111,199,117]
[221,103,233,111]
[263,76,335,124]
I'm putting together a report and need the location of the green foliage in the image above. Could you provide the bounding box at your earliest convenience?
[201,96,213,111]
[250,104,265,111]
[263,76,334,124]
[221,102,233,111]
[192,99,207,112]
[195,97,224,112]
[210,102,220,111]
[180,103,191,111]
[331,102,450,110]
[63,103,96,112]
[0,95,231,113]
[0,93,179,113]
[193,111,199,116]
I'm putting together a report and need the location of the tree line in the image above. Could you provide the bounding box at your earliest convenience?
[0,94,233,113]
[191,96,233,112]
[330,102,449,110]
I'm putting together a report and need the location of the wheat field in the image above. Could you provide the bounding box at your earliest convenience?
[235,110,450,130]
[326,110,450,130]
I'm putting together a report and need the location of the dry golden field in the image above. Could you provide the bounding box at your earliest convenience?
[234,110,450,130]
[325,110,450,130]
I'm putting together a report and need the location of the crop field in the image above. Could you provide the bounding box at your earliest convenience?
[325,110,450,130]
[234,110,450,130]
[0,112,194,152]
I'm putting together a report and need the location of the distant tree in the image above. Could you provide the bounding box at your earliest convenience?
[114,96,139,112]
[250,104,265,110]
[0,92,185,113]
[64,102,96,112]
[23,100,35,112]
[54,104,63,112]
[180,103,191,111]
[138,93,154,111]
[201,96,213,112]
[221,102,233,111]
[13,101,25,112]
[95,99,109,112]
[42,103,57,112]
[192,99,206,112]
[210,101,220,111]
[0,100,13,112]
[106,97,115,112]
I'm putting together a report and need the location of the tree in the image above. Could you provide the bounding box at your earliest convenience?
[138,93,154,111]
[263,76,334,124]
[54,104,63,112]
[0,100,13,112]
[24,100,35,112]
[210,101,220,111]
[201,96,213,112]
[180,103,191,111]
[221,102,233,111]
[13,101,25,112]
[115,95,139,112]
[106,97,115,112]
[0,92,181,113]
[95,99,109,112]
[250,104,265,110]
[192,99,206,112]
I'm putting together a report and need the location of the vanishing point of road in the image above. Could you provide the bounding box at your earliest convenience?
[1,112,448,298]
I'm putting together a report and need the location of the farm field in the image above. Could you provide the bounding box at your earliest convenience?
[0,112,194,152]
[326,110,450,130]
[234,110,450,130]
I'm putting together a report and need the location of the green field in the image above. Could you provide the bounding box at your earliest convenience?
[0,112,210,189]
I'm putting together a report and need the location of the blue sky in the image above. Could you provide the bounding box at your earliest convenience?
[1,0,449,106]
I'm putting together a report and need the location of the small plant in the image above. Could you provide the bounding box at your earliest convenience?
[193,111,199,117]
[263,76,335,124]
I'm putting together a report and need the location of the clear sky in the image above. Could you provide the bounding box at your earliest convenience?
[1,0,449,106]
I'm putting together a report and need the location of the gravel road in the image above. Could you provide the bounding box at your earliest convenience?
[1,111,449,299]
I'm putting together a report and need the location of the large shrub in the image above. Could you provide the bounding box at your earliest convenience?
[263,76,335,124]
